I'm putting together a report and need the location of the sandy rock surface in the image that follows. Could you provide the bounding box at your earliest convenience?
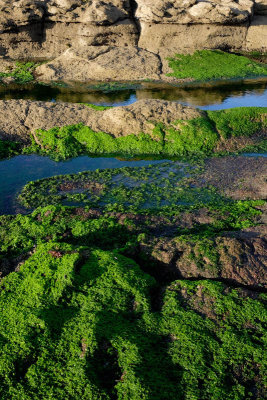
[0,0,265,62]
[135,0,254,24]
[0,99,202,142]
[35,47,163,81]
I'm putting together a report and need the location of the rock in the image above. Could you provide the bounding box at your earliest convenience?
[35,46,162,81]
[245,15,267,52]
[255,0,267,14]
[139,226,267,289]
[0,0,265,61]
[1,76,16,84]
[0,99,202,142]
[90,99,203,136]
[196,156,267,200]
[135,0,254,24]
[0,0,45,31]
[138,23,248,58]
[0,0,137,59]
[46,0,131,25]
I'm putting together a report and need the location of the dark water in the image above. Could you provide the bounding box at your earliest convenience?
[0,78,266,110]
[0,155,167,215]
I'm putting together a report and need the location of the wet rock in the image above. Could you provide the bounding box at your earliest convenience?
[255,0,267,14]
[139,226,267,289]
[197,156,267,200]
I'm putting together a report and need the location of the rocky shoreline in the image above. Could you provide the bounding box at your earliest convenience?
[0,1,266,82]
[0,2,266,398]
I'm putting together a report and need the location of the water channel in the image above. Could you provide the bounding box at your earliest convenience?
[0,77,266,215]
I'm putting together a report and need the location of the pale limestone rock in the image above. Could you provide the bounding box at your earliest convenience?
[35,46,162,81]
[245,15,267,51]
[135,0,254,24]
[0,99,203,142]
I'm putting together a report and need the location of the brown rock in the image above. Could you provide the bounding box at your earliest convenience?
[0,99,202,143]
[197,156,267,200]
[35,46,161,81]
[136,0,254,24]
[139,226,267,289]
[255,0,267,14]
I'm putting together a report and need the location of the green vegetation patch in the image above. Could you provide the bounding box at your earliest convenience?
[0,139,20,159]
[167,50,267,81]
[84,103,113,111]
[17,162,216,211]
[25,107,267,161]
[0,62,38,84]
[0,203,266,399]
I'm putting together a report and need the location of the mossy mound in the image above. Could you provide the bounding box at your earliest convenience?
[167,50,267,81]
[0,204,266,399]
[25,107,267,161]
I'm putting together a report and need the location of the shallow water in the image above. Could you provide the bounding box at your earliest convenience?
[0,77,266,110]
[0,155,167,215]
[0,78,266,215]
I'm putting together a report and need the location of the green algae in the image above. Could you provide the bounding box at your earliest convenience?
[17,160,266,221]
[0,62,38,85]
[0,203,266,399]
[0,139,20,159]
[24,107,267,161]
[167,50,267,81]
[83,103,113,111]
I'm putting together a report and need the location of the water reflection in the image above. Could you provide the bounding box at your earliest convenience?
[0,78,266,110]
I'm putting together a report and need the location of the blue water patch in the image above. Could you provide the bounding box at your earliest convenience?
[0,155,167,215]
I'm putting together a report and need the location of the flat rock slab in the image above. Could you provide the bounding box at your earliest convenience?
[197,156,267,200]
[35,47,163,81]
[0,99,202,143]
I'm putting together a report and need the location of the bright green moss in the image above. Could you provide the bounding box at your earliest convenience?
[0,226,266,399]
[167,50,267,81]
[84,103,113,111]
[0,62,38,84]
[164,117,218,155]
[208,107,267,139]
[24,107,266,160]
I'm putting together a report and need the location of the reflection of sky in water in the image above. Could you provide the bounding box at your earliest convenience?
[95,88,267,110]
[198,90,267,110]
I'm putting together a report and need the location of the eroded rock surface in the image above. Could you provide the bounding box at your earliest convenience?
[0,0,265,70]
[138,223,267,289]
[0,99,202,142]
[35,47,163,81]
[136,0,254,24]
